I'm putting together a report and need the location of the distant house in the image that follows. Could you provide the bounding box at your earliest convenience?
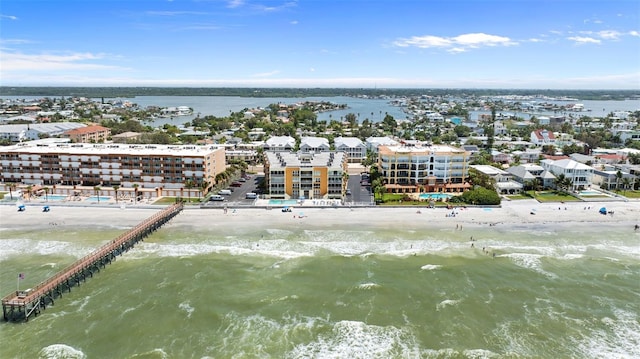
[530,129,556,146]
[299,136,330,153]
[264,135,296,152]
[592,169,635,191]
[334,136,366,163]
[490,150,511,164]
[540,159,594,191]
[470,165,523,195]
[365,136,399,153]
[112,131,142,143]
[507,164,556,189]
[63,125,111,143]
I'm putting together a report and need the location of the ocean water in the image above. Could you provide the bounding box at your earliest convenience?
[1,214,639,358]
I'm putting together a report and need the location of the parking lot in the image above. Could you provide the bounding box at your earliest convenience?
[203,174,263,207]
[204,172,373,207]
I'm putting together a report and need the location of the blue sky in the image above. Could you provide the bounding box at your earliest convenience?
[1,0,639,89]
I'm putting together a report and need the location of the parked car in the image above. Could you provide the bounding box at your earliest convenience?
[218,189,232,195]
[245,192,257,199]
[346,189,352,195]
[231,181,243,187]
[209,195,225,201]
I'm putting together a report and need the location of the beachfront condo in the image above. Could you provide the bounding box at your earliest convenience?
[0,142,226,197]
[377,144,471,194]
[263,151,348,200]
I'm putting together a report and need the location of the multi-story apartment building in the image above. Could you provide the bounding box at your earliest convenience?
[0,142,226,194]
[63,125,111,143]
[377,144,471,194]
[263,151,347,200]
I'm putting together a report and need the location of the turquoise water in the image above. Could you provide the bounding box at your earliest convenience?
[1,211,639,358]
[269,199,299,205]
[419,193,453,200]
[84,196,111,202]
[579,190,608,196]
[43,195,67,201]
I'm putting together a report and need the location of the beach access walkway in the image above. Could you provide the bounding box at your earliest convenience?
[1,202,184,322]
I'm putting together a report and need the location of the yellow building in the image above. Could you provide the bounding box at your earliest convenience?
[264,151,347,200]
[378,144,471,194]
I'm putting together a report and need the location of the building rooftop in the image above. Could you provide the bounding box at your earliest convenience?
[3,142,223,157]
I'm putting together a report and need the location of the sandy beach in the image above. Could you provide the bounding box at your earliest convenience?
[2,199,639,233]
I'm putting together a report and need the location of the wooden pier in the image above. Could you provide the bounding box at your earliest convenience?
[2,203,183,322]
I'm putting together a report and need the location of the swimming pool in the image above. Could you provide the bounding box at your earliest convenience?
[578,190,606,196]
[419,193,453,200]
[44,195,67,201]
[84,196,111,202]
[268,199,299,205]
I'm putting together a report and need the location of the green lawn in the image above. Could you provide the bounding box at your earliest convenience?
[153,196,202,205]
[613,190,640,199]
[527,190,581,202]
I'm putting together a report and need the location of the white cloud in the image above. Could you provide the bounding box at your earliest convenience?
[628,30,639,37]
[0,14,17,20]
[0,51,128,72]
[290,20,298,25]
[227,0,245,8]
[252,70,280,77]
[597,30,621,40]
[393,32,516,52]
[567,36,601,44]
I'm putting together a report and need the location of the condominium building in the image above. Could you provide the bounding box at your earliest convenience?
[63,125,111,143]
[263,151,347,200]
[377,144,471,193]
[0,142,226,193]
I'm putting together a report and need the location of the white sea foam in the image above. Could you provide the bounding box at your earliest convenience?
[0,238,91,262]
[575,308,640,359]
[130,348,169,359]
[178,301,194,318]
[357,282,381,290]
[436,299,461,311]
[38,344,86,359]
[502,253,558,278]
[420,264,442,271]
[287,320,419,358]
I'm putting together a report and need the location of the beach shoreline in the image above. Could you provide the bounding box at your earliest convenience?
[2,199,639,233]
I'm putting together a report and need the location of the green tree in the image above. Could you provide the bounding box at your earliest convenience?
[455,187,501,205]
[94,186,101,203]
[184,179,195,203]
[113,185,120,203]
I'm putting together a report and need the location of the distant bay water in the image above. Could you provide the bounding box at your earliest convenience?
[2,95,638,128]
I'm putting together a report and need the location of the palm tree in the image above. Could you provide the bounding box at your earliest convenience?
[8,183,16,200]
[615,170,623,191]
[113,185,120,203]
[621,177,631,194]
[94,186,101,203]
[554,174,572,192]
[42,186,49,202]
[132,184,139,204]
[184,179,195,203]
[25,185,32,201]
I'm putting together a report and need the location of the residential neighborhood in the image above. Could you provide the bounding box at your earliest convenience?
[1,92,639,205]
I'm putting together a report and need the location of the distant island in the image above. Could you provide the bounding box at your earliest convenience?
[0,87,638,101]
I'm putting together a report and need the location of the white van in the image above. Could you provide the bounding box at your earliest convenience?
[219,189,232,195]
[245,192,257,199]
[209,195,225,201]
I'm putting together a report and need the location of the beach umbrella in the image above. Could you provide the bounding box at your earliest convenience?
[599,207,607,215]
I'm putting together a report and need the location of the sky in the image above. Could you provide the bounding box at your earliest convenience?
[1,0,639,89]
